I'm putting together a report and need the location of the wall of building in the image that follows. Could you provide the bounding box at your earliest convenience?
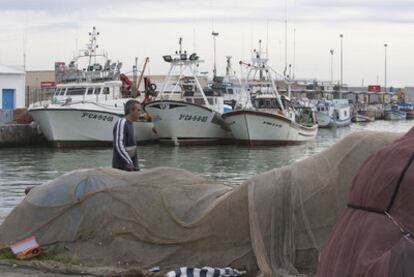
[404,87,414,102]
[25,70,55,107]
[0,73,26,109]
[26,70,55,88]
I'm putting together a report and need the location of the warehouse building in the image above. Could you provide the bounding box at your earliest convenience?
[0,65,25,122]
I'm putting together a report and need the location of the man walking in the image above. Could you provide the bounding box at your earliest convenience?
[113,100,140,171]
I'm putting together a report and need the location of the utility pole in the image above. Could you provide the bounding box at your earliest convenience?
[384,43,388,93]
[284,0,288,76]
[212,31,219,78]
[339,34,344,98]
[330,49,334,84]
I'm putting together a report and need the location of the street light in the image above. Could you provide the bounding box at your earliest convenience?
[384,43,388,93]
[330,49,334,84]
[339,34,344,96]
[212,31,219,78]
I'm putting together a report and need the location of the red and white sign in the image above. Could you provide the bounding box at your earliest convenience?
[10,236,41,260]
[368,85,381,93]
[40,81,56,89]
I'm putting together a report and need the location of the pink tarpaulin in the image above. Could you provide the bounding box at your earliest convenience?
[318,127,414,277]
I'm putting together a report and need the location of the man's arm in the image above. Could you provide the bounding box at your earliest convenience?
[115,118,133,166]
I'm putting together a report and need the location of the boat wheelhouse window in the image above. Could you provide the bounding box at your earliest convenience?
[183,91,194,97]
[103,87,110,95]
[54,88,60,96]
[87,88,94,95]
[194,98,206,105]
[257,99,265,108]
[59,88,66,95]
[265,100,271,108]
[66,87,86,96]
[227,89,234,95]
[94,88,102,95]
[207,98,214,105]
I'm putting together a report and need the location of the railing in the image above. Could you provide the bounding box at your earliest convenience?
[27,88,55,107]
[185,97,217,106]
[0,110,14,123]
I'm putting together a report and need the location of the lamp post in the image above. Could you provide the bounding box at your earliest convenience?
[330,49,334,84]
[384,43,388,93]
[212,31,219,78]
[339,34,344,97]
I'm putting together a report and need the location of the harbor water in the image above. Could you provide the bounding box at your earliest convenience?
[0,120,413,215]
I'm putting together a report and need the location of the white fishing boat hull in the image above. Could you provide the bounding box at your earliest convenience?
[222,110,318,146]
[29,106,158,147]
[384,110,407,120]
[144,100,233,146]
[315,112,333,128]
[133,121,159,143]
[351,113,375,123]
[316,112,351,128]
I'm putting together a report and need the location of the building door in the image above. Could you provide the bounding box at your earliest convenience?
[2,89,15,110]
[1,89,15,122]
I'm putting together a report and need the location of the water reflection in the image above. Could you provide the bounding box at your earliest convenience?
[0,120,413,213]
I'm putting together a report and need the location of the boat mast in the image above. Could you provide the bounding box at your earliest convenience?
[212,31,219,78]
[242,42,285,113]
[87,26,100,67]
[292,28,296,80]
[225,56,232,77]
[259,40,263,80]
[159,40,212,109]
[267,68,285,114]
[137,57,149,96]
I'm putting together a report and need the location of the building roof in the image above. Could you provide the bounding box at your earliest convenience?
[0,64,25,75]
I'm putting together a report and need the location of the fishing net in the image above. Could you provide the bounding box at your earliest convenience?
[0,131,400,276]
[318,127,414,277]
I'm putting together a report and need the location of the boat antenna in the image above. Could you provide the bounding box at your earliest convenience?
[293,27,296,80]
[266,21,269,56]
[284,0,288,76]
[193,21,197,52]
[259,39,262,55]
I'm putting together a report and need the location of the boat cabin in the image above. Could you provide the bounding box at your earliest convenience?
[52,81,123,103]
[252,94,293,111]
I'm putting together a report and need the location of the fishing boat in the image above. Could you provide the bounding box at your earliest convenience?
[406,110,414,120]
[397,101,414,119]
[144,39,232,146]
[28,27,157,147]
[222,47,318,146]
[351,111,375,123]
[207,56,243,109]
[384,104,407,120]
[316,99,351,128]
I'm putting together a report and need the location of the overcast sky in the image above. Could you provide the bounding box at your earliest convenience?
[0,0,413,87]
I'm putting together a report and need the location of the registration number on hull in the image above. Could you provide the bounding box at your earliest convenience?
[178,114,208,122]
[81,112,115,122]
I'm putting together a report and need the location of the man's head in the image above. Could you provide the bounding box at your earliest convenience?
[124,100,141,121]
